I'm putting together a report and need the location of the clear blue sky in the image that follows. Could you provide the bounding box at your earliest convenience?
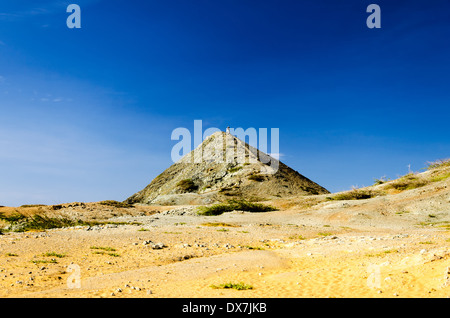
[1,0,450,206]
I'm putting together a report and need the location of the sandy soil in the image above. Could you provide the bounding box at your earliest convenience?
[1,199,449,298]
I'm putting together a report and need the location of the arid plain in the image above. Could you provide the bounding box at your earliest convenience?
[1,160,449,298]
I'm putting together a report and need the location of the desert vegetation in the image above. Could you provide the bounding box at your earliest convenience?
[384,173,428,191]
[197,199,277,216]
[248,174,265,182]
[210,282,253,290]
[99,200,133,208]
[327,188,382,201]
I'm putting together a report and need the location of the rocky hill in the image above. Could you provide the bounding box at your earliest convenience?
[125,131,329,205]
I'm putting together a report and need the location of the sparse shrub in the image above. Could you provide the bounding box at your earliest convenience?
[228,166,242,173]
[42,252,66,258]
[373,176,389,185]
[31,259,58,264]
[90,246,116,252]
[248,174,265,182]
[14,215,79,232]
[289,235,306,240]
[201,222,240,227]
[243,245,264,250]
[176,179,198,192]
[0,211,135,233]
[218,187,236,195]
[210,282,253,290]
[107,253,121,257]
[426,158,450,170]
[197,199,277,216]
[431,172,450,183]
[0,212,27,223]
[99,200,133,208]
[385,173,428,191]
[327,189,379,201]
[300,185,320,195]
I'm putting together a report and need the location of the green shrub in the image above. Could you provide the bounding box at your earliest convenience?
[228,166,243,173]
[90,246,116,252]
[431,172,450,183]
[0,212,27,223]
[198,199,277,216]
[42,252,66,258]
[1,212,77,232]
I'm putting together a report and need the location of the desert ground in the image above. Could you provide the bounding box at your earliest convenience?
[1,168,450,298]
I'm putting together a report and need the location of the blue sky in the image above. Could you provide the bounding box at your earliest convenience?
[1,0,450,206]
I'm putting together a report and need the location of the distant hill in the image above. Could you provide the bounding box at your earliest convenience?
[125,131,329,205]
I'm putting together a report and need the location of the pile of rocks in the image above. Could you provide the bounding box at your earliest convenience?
[160,207,198,216]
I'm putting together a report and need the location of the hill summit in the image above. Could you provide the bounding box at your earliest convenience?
[125,131,329,205]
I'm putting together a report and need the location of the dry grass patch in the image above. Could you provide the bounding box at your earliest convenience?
[384,173,428,191]
[197,200,277,216]
[210,282,253,290]
[327,189,382,201]
[426,158,450,170]
[201,222,241,227]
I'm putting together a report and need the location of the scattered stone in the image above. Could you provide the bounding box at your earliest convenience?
[151,242,166,249]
